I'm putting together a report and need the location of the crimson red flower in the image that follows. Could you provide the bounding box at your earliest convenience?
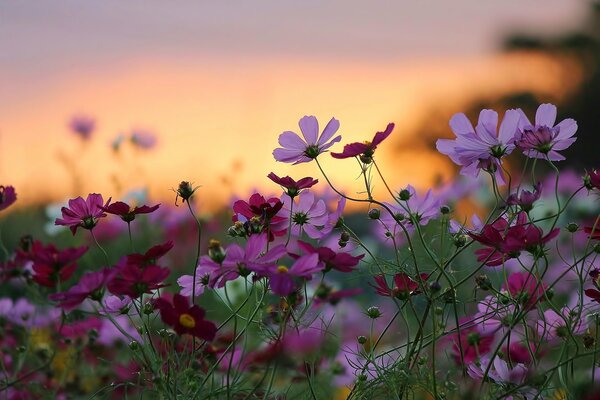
[50,268,117,311]
[55,193,111,235]
[449,321,495,365]
[100,201,160,223]
[126,241,174,267]
[586,169,600,190]
[0,185,17,212]
[331,123,394,162]
[296,241,364,273]
[585,225,600,240]
[504,271,546,309]
[232,192,286,239]
[267,172,318,198]
[18,241,88,287]
[370,272,428,300]
[107,262,170,299]
[154,294,217,340]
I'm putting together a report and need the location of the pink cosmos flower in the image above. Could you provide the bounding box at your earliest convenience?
[107,262,170,299]
[468,356,528,386]
[516,103,577,161]
[506,183,542,212]
[331,122,394,162]
[370,272,428,300]
[436,109,520,184]
[400,185,440,226]
[55,193,111,235]
[253,253,322,296]
[504,272,546,310]
[69,115,95,140]
[18,241,88,287]
[537,307,587,342]
[267,172,318,198]
[50,268,117,311]
[0,185,17,212]
[318,196,346,238]
[448,318,495,365]
[274,190,328,239]
[273,115,341,164]
[295,241,364,273]
[232,192,286,239]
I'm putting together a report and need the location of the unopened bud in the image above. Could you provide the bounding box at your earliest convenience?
[366,306,381,319]
[566,222,579,233]
[357,335,367,344]
[368,208,381,220]
[399,189,411,201]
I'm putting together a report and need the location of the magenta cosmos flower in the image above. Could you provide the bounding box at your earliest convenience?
[516,103,577,161]
[55,193,111,235]
[370,272,428,300]
[267,172,318,198]
[331,122,394,162]
[18,241,88,287]
[273,115,341,164]
[0,185,17,212]
[50,268,117,311]
[101,201,160,223]
[436,109,520,184]
[154,294,217,340]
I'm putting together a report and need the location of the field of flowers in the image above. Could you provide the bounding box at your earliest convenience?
[1,104,600,399]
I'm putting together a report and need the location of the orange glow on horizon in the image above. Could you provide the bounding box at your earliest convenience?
[0,52,582,213]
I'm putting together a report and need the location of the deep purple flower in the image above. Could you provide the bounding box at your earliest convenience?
[436,109,520,184]
[55,193,111,235]
[107,263,170,299]
[126,241,174,267]
[100,201,160,223]
[267,172,318,198]
[506,183,542,212]
[0,185,17,212]
[331,122,394,162]
[273,191,328,239]
[516,103,577,161]
[69,115,95,140]
[50,268,117,311]
[154,294,217,340]
[273,115,341,164]
[18,241,88,287]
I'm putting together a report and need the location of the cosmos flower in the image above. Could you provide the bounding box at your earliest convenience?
[267,173,318,198]
[107,262,170,299]
[506,183,542,212]
[516,103,577,161]
[55,193,111,235]
[154,294,217,340]
[69,115,95,140]
[273,115,341,164]
[448,318,495,365]
[295,241,364,273]
[504,272,547,310]
[274,190,328,239]
[130,129,157,149]
[18,241,88,287]
[331,122,394,162]
[100,201,160,223]
[0,185,17,212]
[50,268,117,311]
[436,109,520,184]
[252,253,322,296]
[370,272,428,300]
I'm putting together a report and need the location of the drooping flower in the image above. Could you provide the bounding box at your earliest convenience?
[370,272,428,300]
[50,268,117,311]
[295,241,364,273]
[506,183,542,212]
[100,201,160,223]
[126,241,174,267]
[18,241,88,287]
[436,109,520,184]
[273,115,341,164]
[55,193,111,235]
[153,294,217,340]
[267,173,318,198]
[273,190,328,239]
[515,103,577,161]
[0,185,17,212]
[331,123,394,163]
[252,253,322,296]
[69,115,95,140]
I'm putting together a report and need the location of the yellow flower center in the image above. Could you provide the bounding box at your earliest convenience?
[277,265,289,274]
[179,313,196,328]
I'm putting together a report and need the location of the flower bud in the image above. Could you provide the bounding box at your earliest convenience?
[440,205,451,215]
[338,240,347,248]
[357,374,367,382]
[368,208,381,220]
[429,281,442,293]
[583,333,595,349]
[176,181,196,203]
[442,288,456,304]
[366,306,381,319]
[143,302,154,315]
[475,274,492,291]
[566,222,579,233]
[208,239,226,263]
[340,231,350,242]
[398,189,411,201]
[357,335,368,344]
[454,235,467,247]
[128,341,140,351]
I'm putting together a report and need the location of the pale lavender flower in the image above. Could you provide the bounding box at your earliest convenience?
[468,356,528,386]
[130,129,157,149]
[536,307,587,342]
[436,109,520,184]
[274,190,328,239]
[273,116,341,164]
[69,115,95,140]
[401,185,440,226]
[103,295,132,314]
[516,103,577,161]
[318,196,345,238]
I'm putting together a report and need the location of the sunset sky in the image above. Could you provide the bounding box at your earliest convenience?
[0,1,588,210]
